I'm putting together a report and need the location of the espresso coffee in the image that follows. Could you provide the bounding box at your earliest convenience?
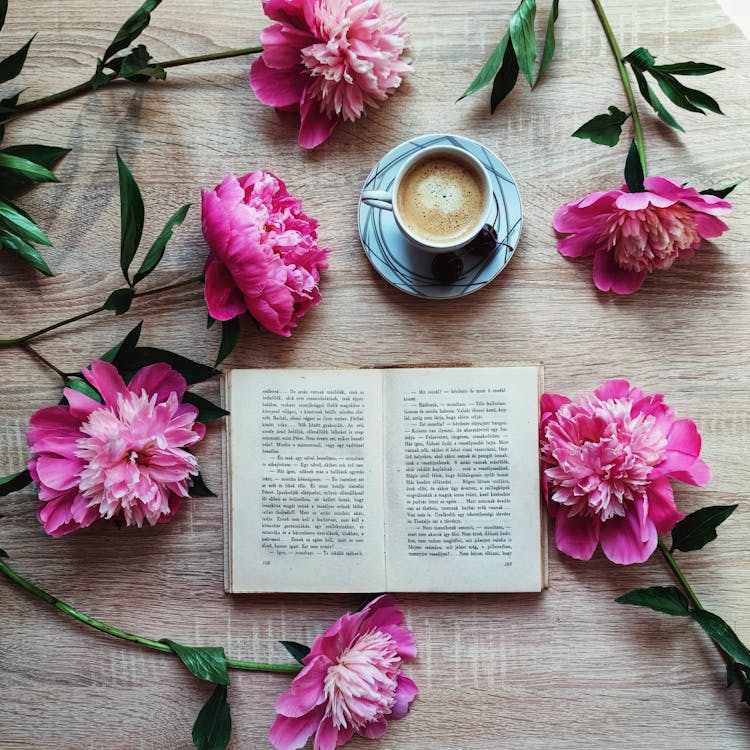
[397,155,486,245]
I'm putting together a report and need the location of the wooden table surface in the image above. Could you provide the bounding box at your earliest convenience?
[1,1,748,748]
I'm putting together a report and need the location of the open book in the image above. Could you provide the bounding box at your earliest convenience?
[224,366,546,593]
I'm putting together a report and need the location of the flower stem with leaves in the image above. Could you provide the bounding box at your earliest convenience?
[617,505,750,704]
[0,549,301,750]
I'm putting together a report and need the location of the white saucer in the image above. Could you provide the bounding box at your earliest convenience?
[357,134,523,299]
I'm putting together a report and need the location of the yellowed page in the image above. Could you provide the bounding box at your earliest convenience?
[383,366,543,592]
[227,369,386,593]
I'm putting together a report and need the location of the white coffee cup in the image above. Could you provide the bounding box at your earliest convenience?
[361,143,493,253]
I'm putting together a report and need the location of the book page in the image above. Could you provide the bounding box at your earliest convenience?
[383,366,542,592]
[227,369,386,592]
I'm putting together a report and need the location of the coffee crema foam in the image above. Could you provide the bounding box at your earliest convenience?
[397,156,485,244]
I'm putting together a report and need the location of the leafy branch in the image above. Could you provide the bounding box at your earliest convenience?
[0,550,301,750]
[3,0,262,122]
[616,504,750,705]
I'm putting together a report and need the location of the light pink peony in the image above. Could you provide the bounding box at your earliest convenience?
[540,380,711,564]
[27,360,205,537]
[202,171,329,337]
[553,176,731,294]
[250,0,411,148]
[270,595,418,750]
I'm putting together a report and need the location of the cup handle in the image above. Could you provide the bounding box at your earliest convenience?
[361,190,394,211]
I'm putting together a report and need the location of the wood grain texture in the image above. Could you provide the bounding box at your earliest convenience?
[1,0,748,748]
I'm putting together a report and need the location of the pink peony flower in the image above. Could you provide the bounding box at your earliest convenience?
[553,176,731,294]
[540,380,711,564]
[270,595,418,750]
[27,360,206,537]
[202,171,329,337]
[250,0,411,148]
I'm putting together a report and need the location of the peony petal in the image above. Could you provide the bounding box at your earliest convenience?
[269,707,324,750]
[83,360,127,407]
[35,455,83,492]
[250,56,306,108]
[298,90,339,149]
[593,379,633,401]
[599,512,657,564]
[359,718,388,739]
[128,363,187,403]
[592,247,647,294]
[670,457,712,487]
[390,673,418,720]
[693,212,730,239]
[63,387,102,420]
[651,419,704,479]
[204,255,248,321]
[556,229,599,258]
[313,717,350,750]
[274,656,329,717]
[645,477,684,535]
[554,512,600,560]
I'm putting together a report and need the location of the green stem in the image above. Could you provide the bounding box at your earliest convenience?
[590,0,648,176]
[0,274,203,346]
[657,540,704,610]
[657,539,749,694]
[0,556,300,675]
[12,46,262,117]
[20,342,69,382]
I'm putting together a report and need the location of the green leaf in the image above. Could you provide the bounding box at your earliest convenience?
[280,641,311,665]
[669,78,723,115]
[192,684,232,750]
[670,505,738,552]
[118,44,166,82]
[0,1,7,32]
[132,203,190,284]
[161,640,230,685]
[631,67,684,131]
[624,46,656,72]
[572,105,629,147]
[0,92,20,144]
[102,0,162,63]
[91,62,117,91]
[0,36,34,85]
[615,585,691,616]
[509,0,537,87]
[691,610,750,668]
[0,229,52,275]
[64,377,103,403]
[215,318,240,367]
[0,144,70,169]
[0,197,52,246]
[115,346,218,385]
[651,71,705,114]
[100,321,143,364]
[116,151,145,286]
[0,468,32,497]
[624,140,645,193]
[206,315,216,330]
[653,61,724,76]
[534,0,558,86]
[0,152,58,183]
[0,548,7,558]
[458,32,511,100]
[103,287,136,315]
[182,392,229,423]
[490,41,520,113]
[190,472,216,498]
[700,178,746,199]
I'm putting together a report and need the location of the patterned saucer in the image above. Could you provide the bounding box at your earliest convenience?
[357,133,523,299]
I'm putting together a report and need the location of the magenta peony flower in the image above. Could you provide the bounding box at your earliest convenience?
[540,380,711,564]
[27,360,206,537]
[250,0,411,148]
[553,176,731,294]
[201,171,329,337]
[269,595,418,750]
